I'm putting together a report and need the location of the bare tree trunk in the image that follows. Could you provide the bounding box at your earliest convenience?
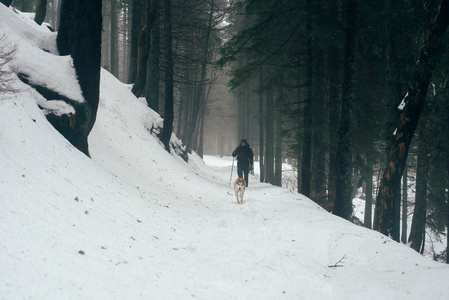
[409,122,430,252]
[274,114,282,187]
[401,162,408,243]
[128,0,144,83]
[364,163,373,229]
[265,87,274,184]
[301,0,312,197]
[327,4,340,211]
[160,0,174,151]
[110,0,119,77]
[447,163,449,263]
[131,26,148,97]
[57,0,74,55]
[259,73,265,183]
[334,0,357,220]
[0,0,13,7]
[55,0,102,156]
[101,1,111,70]
[146,0,160,112]
[15,0,34,11]
[35,0,47,25]
[70,0,102,155]
[374,0,449,237]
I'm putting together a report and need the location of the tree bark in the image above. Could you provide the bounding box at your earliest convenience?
[259,73,265,183]
[447,162,449,263]
[57,0,74,55]
[15,0,33,11]
[54,0,102,156]
[326,0,340,212]
[127,0,143,83]
[311,48,327,207]
[374,0,449,237]
[160,0,174,151]
[301,0,312,197]
[110,0,119,77]
[363,164,373,229]
[401,163,408,243]
[333,0,358,220]
[409,122,430,252]
[35,0,47,25]
[70,0,102,156]
[131,26,149,97]
[274,114,282,187]
[265,87,274,183]
[145,0,160,112]
[0,0,13,7]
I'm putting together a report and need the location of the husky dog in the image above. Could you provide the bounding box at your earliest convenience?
[234,177,246,204]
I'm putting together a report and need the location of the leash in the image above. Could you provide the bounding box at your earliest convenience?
[229,157,235,187]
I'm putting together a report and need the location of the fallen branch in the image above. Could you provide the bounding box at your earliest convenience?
[328,255,347,268]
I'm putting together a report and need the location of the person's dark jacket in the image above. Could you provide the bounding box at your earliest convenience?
[232,143,254,166]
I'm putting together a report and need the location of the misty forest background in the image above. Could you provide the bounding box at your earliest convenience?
[2,0,449,263]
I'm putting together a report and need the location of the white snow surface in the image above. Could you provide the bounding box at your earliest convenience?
[1,5,449,300]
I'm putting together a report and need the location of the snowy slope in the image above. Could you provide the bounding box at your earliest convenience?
[1,5,449,300]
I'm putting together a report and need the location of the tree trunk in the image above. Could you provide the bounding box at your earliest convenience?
[35,0,47,25]
[57,0,74,55]
[447,162,449,263]
[69,0,102,155]
[237,74,246,141]
[128,0,144,83]
[301,0,312,197]
[274,115,282,187]
[131,26,149,97]
[54,0,102,156]
[0,0,13,7]
[110,0,119,77]
[145,0,160,112]
[245,79,251,143]
[401,163,408,243]
[101,1,110,71]
[15,0,34,11]
[265,88,274,184]
[327,0,340,212]
[259,73,265,183]
[301,96,312,196]
[333,0,357,220]
[374,0,449,237]
[363,163,373,229]
[160,0,174,151]
[409,122,430,252]
[311,48,327,207]
[392,171,401,242]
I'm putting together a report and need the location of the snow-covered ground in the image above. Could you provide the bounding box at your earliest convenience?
[1,5,449,300]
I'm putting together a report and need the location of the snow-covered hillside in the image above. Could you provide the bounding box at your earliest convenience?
[1,5,449,300]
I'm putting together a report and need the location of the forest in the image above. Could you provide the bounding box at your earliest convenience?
[1,0,448,263]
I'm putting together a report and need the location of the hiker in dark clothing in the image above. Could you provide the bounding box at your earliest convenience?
[232,139,254,187]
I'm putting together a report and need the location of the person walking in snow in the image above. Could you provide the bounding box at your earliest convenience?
[232,139,254,187]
